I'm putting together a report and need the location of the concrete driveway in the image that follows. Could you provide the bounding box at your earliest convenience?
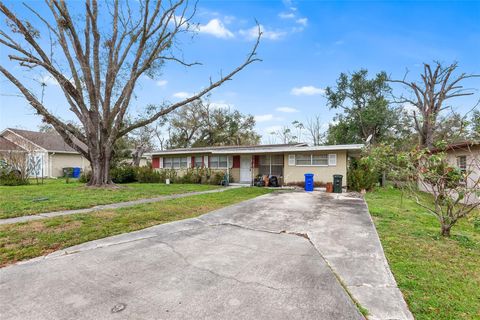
[0,191,412,320]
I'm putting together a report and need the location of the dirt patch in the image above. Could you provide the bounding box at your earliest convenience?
[93,210,118,219]
[11,221,47,233]
[51,221,83,233]
[2,236,39,250]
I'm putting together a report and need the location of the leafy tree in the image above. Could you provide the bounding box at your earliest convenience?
[269,126,297,144]
[364,143,480,236]
[38,124,56,133]
[0,1,260,186]
[434,112,470,143]
[167,100,260,148]
[325,69,397,144]
[291,120,305,142]
[469,110,480,140]
[391,62,479,149]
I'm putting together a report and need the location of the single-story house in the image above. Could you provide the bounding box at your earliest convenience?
[148,143,363,186]
[420,141,480,203]
[0,128,89,177]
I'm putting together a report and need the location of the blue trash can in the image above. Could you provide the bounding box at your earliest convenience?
[72,167,81,178]
[304,173,314,192]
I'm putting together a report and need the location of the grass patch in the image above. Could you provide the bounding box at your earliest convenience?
[365,187,480,320]
[0,187,273,267]
[0,179,219,219]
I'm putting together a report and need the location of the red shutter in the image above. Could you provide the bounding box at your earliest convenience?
[233,156,240,168]
[253,155,259,168]
[191,156,195,168]
[152,157,160,168]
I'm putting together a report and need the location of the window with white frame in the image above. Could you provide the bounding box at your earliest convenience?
[210,155,228,168]
[296,154,329,166]
[312,155,328,165]
[295,154,311,165]
[259,155,283,176]
[194,156,203,167]
[457,155,467,172]
[163,157,188,169]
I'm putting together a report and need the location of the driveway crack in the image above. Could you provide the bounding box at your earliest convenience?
[157,239,281,291]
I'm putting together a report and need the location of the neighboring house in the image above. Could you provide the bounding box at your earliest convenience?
[420,141,480,203]
[148,143,363,186]
[0,128,89,178]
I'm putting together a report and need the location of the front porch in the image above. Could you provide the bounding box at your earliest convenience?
[227,154,285,185]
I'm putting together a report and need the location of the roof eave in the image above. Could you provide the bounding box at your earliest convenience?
[148,144,364,156]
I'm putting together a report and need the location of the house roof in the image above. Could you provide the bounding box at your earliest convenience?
[0,136,25,151]
[428,141,480,153]
[148,143,363,156]
[4,128,84,153]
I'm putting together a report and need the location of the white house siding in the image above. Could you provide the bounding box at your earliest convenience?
[49,153,90,177]
[419,145,480,204]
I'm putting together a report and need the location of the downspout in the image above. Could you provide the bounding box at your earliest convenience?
[50,152,55,178]
[251,155,254,186]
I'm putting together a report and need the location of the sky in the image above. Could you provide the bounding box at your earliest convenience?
[0,0,479,144]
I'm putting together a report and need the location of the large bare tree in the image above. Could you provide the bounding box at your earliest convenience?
[0,0,261,186]
[305,115,323,146]
[391,62,479,149]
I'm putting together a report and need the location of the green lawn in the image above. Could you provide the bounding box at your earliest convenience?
[0,179,220,219]
[0,187,273,267]
[365,187,480,320]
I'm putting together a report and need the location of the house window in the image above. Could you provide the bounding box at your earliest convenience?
[194,156,203,167]
[164,157,188,169]
[259,155,284,176]
[296,154,328,166]
[457,155,467,172]
[312,155,328,166]
[210,156,228,168]
[295,155,312,165]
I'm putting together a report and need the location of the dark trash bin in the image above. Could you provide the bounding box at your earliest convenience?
[304,173,314,192]
[72,167,81,178]
[269,175,279,187]
[333,174,343,193]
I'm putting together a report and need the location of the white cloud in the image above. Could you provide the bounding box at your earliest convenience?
[155,80,168,87]
[276,107,299,113]
[254,114,283,122]
[223,15,236,24]
[296,18,308,26]
[291,85,325,96]
[278,12,295,19]
[172,91,191,99]
[334,40,345,45]
[254,114,275,122]
[197,19,234,39]
[239,24,286,41]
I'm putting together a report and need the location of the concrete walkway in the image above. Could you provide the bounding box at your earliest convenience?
[0,191,413,320]
[0,187,239,225]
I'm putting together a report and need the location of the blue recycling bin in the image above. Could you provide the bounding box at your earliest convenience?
[304,173,314,192]
[72,167,81,178]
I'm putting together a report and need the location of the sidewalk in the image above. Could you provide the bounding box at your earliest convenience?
[0,187,240,226]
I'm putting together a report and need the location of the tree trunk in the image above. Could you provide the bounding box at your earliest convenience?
[132,148,143,167]
[441,224,451,237]
[87,146,113,187]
